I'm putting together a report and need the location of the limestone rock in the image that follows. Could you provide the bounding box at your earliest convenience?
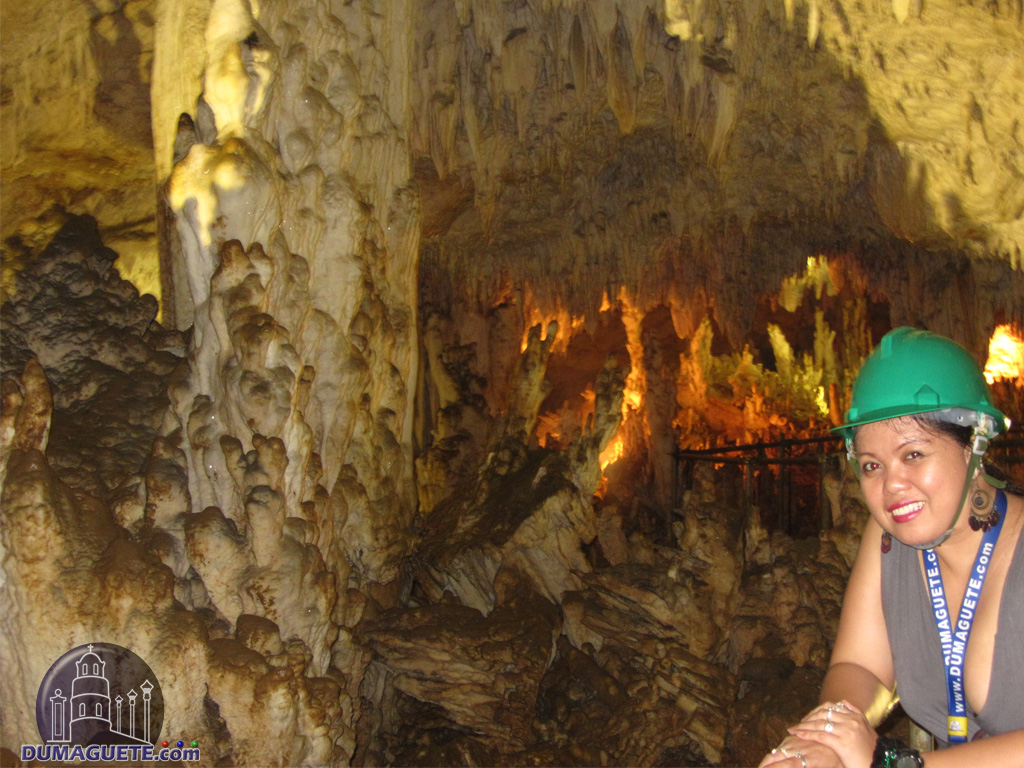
[0,435,211,758]
[561,556,737,764]
[0,212,175,498]
[359,571,561,752]
[0,223,355,766]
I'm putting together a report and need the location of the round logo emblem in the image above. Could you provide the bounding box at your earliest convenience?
[35,643,163,747]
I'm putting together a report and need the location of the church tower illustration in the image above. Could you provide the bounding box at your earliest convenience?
[46,644,155,746]
[70,645,111,738]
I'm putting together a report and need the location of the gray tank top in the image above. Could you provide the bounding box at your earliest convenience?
[881,520,1024,742]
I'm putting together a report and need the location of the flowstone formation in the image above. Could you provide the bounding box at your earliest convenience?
[153,1,424,757]
[0,214,352,766]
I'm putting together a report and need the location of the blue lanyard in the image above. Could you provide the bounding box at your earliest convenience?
[923,490,1006,743]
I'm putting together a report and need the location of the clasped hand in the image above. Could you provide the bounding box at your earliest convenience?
[757,700,877,768]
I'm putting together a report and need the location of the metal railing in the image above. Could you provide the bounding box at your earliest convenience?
[672,429,1024,537]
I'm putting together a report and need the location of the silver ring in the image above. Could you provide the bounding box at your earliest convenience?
[824,720,835,733]
[826,708,834,722]
[795,751,807,768]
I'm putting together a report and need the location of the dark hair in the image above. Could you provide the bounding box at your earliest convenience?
[910,413,972,448]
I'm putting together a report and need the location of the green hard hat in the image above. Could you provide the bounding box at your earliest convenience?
[833,327,1009,439]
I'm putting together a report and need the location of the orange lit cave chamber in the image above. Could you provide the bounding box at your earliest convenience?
[414,252,1024,561]
[986,324,1024,419]
[417,257,838,548]
[524,257,878,543]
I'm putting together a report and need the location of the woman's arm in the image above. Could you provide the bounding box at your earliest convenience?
[818,662,894,725]
[821,515,897,723]
[760,517,898,768]
[920,730,1024,767]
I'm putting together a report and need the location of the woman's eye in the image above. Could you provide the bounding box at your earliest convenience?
[861,461,880,473]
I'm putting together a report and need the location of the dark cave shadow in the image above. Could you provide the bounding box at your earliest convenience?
[86,1,153,148]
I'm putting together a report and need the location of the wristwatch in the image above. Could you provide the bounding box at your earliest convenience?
[890,748,925,768]
[873,738,925,768]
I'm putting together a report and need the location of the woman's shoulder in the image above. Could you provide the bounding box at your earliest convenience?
[979,491,1024,734]
[1003,490,1024,578]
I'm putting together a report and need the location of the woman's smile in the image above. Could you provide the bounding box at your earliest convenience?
[886,500,924,524]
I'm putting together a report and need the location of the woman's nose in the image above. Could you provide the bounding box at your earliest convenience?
[883,463,910,492]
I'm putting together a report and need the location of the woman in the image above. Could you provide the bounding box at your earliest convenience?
[759,327,1024,768]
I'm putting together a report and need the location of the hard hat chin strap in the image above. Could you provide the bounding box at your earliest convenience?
[904,424,1003,551]
[904,449,980,550]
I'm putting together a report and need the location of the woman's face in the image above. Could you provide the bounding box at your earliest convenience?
[854,417,971,546]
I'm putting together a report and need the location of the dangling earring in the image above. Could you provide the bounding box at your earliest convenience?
[881,531,892,553]
[968,486,1000,532]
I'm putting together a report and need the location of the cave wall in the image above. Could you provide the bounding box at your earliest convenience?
[2,0,1023,766]
[161,0,421,585]
[0,0,160,303]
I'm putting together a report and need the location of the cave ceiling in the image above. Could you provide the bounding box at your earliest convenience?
[2,0,1022,353]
